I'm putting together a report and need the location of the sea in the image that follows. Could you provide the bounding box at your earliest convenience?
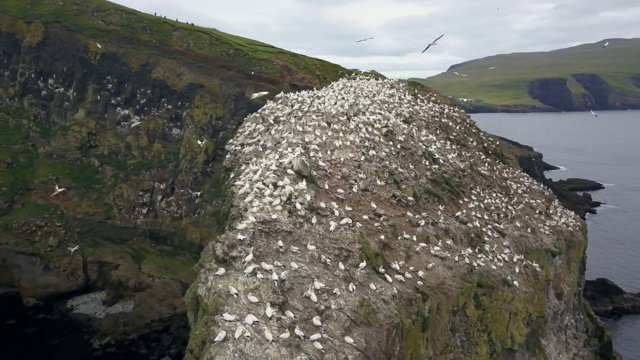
[472,110,640,360]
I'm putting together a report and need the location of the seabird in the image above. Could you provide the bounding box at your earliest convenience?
[68,245,79,254]
[603,41,610,48]
[51,184,66,196]
[422,34,444,53]
[214,330,226,343]
[590,110,598,117]
[356,37,374,43]
[250,91,269,100]
[96,42,101,49]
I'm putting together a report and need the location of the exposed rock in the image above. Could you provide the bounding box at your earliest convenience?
[0,6,347,356]
[493,136,603,219]
[555,178,605,192]
[185,77,613,359]
[527,78,575,111]
[584,278,640,318]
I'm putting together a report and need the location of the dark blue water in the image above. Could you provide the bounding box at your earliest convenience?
[472,110,640,360]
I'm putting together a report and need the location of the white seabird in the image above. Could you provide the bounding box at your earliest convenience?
[68,245,80,254]
[603,41,610,48]
[51,184,67,196]
[250,91,269,100]
[590,110,598,118]
[422,34,444,53]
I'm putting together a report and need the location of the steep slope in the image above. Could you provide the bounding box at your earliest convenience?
[185,77,616,360]
[411,38,640,113]
[0,0,348,356]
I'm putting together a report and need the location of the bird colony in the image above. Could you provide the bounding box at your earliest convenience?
[191,76,582,358]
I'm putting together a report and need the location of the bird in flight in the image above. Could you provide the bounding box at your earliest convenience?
[51,183,66,197]
[68,245,80,254]
[590,110,598,117]
[603,41,610,48]
[356,37,374,43]
[422,34,444,53]
[250,91,269,100]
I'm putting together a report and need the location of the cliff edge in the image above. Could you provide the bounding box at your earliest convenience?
[185,77,614,359]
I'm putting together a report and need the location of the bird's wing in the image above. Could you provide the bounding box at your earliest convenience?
[422,44,432,53]
[434,34,444,42]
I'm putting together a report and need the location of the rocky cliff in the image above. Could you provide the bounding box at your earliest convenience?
[184,77,616,359]
[416,38,640,113]
[0,3,347,356]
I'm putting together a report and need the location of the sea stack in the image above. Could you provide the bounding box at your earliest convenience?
[185,76,610,359]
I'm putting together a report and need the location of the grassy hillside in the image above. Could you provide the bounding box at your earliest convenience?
[411,38,640,110]
[1,0,347,83]
[0,0,359,354]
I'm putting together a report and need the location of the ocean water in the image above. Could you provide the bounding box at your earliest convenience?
[472,110,640,360]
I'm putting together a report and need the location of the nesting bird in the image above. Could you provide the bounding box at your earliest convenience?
[194,75,581,359]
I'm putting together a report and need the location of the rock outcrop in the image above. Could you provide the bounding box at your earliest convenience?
[493,136,604,219]
[584,278,640,318]
[185,77,615,359]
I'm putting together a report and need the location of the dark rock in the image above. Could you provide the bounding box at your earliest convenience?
[584,278,640,319]
[494,135,604,219]
[527,78,575,111]
[555,178,605,192]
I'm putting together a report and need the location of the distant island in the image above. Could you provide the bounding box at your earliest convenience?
[410,38,640,113]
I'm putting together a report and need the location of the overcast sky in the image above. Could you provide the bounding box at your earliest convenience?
[110,0,639,79]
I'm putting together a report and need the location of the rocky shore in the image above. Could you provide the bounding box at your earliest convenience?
[584,278,640,319]
[493,135,604,219]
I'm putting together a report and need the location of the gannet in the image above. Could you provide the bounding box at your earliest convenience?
[51,184,66,196]
[214,330,226,343]
[250,91,269,100]
[422,34,444,53]
[603,41,610,48]
[590,110,598,117]
[68,245,79,254]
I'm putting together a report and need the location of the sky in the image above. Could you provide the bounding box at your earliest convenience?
[110,0,640,79]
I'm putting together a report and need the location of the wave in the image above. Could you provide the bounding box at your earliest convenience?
[598,204,618,209]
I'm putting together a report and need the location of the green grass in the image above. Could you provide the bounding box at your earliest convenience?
[0,202,66,228]
[1,0,347,82]
[0,117,102,201]
[411,38,640,107]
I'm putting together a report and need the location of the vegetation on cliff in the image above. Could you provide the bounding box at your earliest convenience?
[0,0,350,355]
[411,38,640,112]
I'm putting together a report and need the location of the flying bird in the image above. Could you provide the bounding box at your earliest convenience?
[603,41,610,48]
[356,37,374,43]
[422,34,444,53]
[68,245,80,254]
[590,110,598,117]
[51,184,67,196]
[96,42,101,49]
[250,91,269,100]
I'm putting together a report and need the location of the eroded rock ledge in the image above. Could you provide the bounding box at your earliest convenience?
[185,77,611,360]
[493,136,604,219]
[584,278,640,318]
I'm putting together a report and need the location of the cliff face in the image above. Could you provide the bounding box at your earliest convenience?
[461,73,640,113]
[0,7,346,353]
[185,77,613,359]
